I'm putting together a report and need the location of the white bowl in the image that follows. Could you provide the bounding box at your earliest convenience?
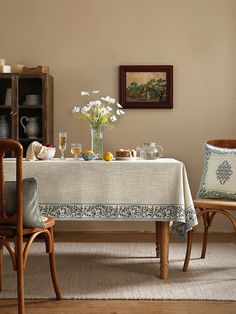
[37,146,56,160]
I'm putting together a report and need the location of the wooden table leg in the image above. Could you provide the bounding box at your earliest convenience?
[155,221,160,258]
[159,221,169,279]
[0,241,3,291]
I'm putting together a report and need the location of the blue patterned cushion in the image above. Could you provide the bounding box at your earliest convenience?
[198,143,236,200]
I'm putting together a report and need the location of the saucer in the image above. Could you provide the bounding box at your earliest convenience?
[115,157,137,161]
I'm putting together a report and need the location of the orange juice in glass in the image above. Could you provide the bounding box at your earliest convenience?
[71,143,82,159]
[59,131,67,159]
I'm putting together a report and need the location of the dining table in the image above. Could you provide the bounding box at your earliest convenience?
[4,157,198,279]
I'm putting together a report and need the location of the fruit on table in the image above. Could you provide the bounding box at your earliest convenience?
[84,150,94,154]
[103,152,113,161]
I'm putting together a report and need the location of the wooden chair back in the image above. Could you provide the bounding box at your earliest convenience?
[0,139,61,313]
[207,139,236,148]
[0,139,23,235]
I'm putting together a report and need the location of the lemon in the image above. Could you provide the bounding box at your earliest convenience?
[84,150,94,154]
[103,152,113,161]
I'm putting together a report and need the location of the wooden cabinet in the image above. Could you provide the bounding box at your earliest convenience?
[0,73,53,156]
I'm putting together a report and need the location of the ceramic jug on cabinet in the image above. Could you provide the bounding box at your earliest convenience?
[20,116,40,138]
[0,115,10,138]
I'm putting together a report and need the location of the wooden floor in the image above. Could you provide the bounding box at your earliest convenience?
[0,232,235,314]
[1,300,236,314]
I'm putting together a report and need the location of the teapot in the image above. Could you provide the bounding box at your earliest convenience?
[20,116,40,138]
[139,142,163,160]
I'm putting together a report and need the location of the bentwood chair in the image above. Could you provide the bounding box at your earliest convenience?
[183,139,236,271]
[0,139,61,314]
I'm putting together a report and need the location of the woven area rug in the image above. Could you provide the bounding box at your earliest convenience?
[1,242,236,300]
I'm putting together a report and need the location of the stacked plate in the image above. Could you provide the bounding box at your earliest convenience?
[25,94,40,106]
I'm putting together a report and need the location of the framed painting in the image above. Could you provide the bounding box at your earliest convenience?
[119,65,173,109]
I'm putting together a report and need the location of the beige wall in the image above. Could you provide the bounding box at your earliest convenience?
[1,0,236,232]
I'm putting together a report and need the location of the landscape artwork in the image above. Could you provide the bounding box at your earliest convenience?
[119,65,173,109]
[126,72,167,103]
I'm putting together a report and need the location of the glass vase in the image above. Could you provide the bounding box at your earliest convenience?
[90,125,103,159]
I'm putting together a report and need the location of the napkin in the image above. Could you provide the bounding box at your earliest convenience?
[26,141,52,161]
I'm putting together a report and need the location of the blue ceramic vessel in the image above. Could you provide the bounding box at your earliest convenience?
[81,153,98,161]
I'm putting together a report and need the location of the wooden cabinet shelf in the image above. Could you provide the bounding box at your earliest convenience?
[0,73,53,157]
[18,138,44,142]
[19,105,42,109]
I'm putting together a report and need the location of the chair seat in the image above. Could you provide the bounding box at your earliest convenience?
[0,216,55,237]
[194,198,236,211]
[23,216,55,235]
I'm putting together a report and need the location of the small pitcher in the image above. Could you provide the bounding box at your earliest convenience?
[20,116,40,138]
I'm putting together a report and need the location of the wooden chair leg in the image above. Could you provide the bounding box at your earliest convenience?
[201,226,209,259]
[48,227,62,300]
[155,221,160,258]
[182,229,193,272]
[201,212,210,259]
[0,241,3,291]
[16,235,25,314]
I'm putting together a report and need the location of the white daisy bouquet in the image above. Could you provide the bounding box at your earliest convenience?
[72,90,125,128]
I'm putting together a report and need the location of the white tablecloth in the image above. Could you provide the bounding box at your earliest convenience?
[4,158,198,239]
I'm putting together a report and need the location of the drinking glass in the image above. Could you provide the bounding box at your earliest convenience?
[58,131,67,159]
[71,143,82,159]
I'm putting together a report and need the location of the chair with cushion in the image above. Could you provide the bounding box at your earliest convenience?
[183,139,236,271]
[0,139,61,314]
